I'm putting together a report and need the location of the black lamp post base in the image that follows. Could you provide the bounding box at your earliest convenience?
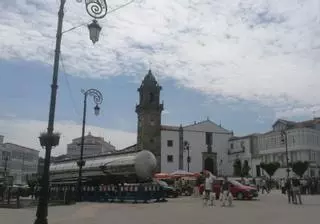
[34,217,48,224]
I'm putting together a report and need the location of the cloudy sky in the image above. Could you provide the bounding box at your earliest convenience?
[0,0,319,156]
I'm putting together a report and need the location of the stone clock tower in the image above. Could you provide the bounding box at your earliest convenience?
[135,70,163,172]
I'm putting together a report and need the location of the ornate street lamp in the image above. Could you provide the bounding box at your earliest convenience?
[281,129,290,179]
[94,104,100,115]
[88,20,102,44]
[77,88,103,201]
[34,1,107,224]
[281,129,291,203]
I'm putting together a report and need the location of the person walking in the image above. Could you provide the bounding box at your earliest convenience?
[204,172,213,203]
[220,177,232,207]
[285,178,294,204]
[261,178,268,194]
[194,175,202,197]
[292,176,302,204]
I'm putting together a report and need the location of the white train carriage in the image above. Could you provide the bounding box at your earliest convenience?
[49,150,157,184]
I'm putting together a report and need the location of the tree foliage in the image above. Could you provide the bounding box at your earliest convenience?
[291,161,309,178]
[26,174,40,188]
[260,162,280,178]
[242,160,251,177]
[233,159,242,176]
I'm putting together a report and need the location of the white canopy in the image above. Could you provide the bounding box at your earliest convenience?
[171,170,195,176]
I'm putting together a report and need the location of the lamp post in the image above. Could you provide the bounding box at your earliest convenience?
[219,159,223,176]
[34,1,107,224]
[184,141,191,172]
[3,153,9,186]
[77,88,103,201]
[281,129,290,179]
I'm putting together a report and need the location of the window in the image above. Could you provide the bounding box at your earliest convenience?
[230,143,234,149]
[205,132,213,145]
[312,151,316,161]
[149,93,154,103]
[167,140,173,147]
[150,138,154,143]
[167,155,173,162]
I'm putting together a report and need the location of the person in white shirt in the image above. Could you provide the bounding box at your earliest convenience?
[203,172,213,203]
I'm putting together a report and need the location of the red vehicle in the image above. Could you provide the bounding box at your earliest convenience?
[199,178,258,200]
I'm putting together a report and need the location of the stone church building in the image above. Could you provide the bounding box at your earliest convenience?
[135,70,233,174]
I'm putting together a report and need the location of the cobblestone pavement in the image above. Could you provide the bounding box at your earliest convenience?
[1,191,319,224]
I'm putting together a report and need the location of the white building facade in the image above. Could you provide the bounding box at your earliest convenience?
[161,120,233,175]
[226,118,320,178]
[0,135,39,185]
[226,134,261,177]
[66,132,116,158]
[257,119,320,178]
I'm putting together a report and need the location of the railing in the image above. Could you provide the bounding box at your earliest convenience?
[49,183,167,204]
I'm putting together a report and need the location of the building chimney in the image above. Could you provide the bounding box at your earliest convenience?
[0,135,4,144]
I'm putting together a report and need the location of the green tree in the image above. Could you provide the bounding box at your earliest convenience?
[260,162,280,179]
[233,159,242,176]
[241,160,251,177]
[291,161,309,178]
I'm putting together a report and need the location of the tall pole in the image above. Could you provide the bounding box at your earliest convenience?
[184,141,190,172]
[22,152,25,184]
[34,1,65,224]
[34,1,107,223]
[281,129,291,203]
[285,132,290,179]
[187,147,190,172]
[77,89,103,201]
[4,156,8,185]
[77,92,88,201]
[281,130,290,179]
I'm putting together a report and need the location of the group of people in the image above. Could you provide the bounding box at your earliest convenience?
[280,177,303,204]
[202,172,232,207]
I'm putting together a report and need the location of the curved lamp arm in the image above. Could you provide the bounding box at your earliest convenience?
[76,0,108,19]
[82,88,103,105]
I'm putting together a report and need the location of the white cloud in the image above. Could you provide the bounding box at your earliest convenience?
[162,109,170,115]
[275,106,320,119]
[1,0,320,117]
[0,119,136,157]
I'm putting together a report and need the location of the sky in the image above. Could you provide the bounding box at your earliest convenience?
[0,0,319,157]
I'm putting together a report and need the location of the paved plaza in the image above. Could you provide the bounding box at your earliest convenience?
[1,191,319,224]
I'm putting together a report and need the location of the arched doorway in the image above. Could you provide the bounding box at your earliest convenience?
[204,157,214,174]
